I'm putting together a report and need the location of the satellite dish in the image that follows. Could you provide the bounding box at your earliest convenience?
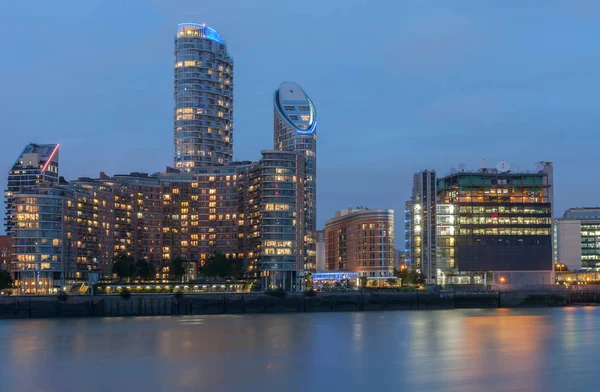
[450,167,457,174]
[496,161,511,172]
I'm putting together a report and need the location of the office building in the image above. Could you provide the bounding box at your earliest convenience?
[325,208,394,277]
[5,143,60,235]
[554,208,600,271]
[173,23,234,171]
[406,170,437,283]
[274,82,317,272]
[436,163,554,285]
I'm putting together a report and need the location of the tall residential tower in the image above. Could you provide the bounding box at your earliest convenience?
[274,82,317,272]
[173,23,234,171]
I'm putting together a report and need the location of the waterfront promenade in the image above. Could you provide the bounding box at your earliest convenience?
[1,289,599,319]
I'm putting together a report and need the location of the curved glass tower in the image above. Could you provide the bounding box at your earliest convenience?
[174,23,234,171]
[274,82,317,272]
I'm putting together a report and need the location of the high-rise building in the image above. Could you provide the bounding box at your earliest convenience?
[273,82,317,272]
[246,151,306,290]
[436,163,554,285]
[173,23,234,171]
[4,143,60,235]
[325,208,394,277]
[406,170,437,284]
[554,208,600,271]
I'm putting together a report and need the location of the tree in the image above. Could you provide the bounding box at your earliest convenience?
[395,268,425,285]
[359,276,368,288]
[169,257,186,282]
[227,257,244,281]
[136,259,154,281]
[112,254,136,282]
[0,269,13,290]
[200,252,228,280]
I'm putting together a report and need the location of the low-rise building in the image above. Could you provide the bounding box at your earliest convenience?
[325,208,394,277]
[554,208,600,271]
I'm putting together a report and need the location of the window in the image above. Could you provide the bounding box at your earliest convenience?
[298,105,310,111]
[283,105,295,111]
[289,115,298,120]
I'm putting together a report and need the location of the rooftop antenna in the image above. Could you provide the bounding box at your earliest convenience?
[480,158,488,168]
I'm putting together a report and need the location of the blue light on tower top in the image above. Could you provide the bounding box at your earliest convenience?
[176,23,225,45]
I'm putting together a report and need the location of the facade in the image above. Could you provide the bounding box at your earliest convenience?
[273,82,317,273]
[404,200,413,267]
[316,230,326,271]
[11,186,77,294]
[0,236,11,271]
[406,170,437,283]
[325,208,394,277]
[554,208,600,271]
[5,143,60,235]
[248,151,306,290]
[173,23,234,171]
[436,163,554,285]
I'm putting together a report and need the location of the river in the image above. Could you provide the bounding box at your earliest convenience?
[0,308,597,391]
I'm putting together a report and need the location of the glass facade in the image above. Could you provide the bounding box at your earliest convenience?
[174,23,234,171]
[436,165,554,285]
[5,143,59,235]
[407,170,437,284]
[250,151,306,290]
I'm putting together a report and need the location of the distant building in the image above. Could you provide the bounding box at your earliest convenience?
[316,230,326,272]
[404,200,413,267]
[406,170,437,283]
[0,236,11,272]
[325,208,394,277]
[173,23,234,170]
[4,143,60,235]
[436,163,554,285]
[554,208,600,271]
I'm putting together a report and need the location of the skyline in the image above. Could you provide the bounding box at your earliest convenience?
[2,1,600,236]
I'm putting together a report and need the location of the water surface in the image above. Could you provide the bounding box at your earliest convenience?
[0,308,597,391]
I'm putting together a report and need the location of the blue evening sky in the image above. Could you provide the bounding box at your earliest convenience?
[1,0,599,236]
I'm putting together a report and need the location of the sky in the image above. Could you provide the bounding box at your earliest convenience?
[1,0,599,238]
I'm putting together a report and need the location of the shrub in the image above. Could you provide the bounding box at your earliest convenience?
[120,288,131,299]
[57,290,69,301]
[265,288,286,297]
[304,289,317,297]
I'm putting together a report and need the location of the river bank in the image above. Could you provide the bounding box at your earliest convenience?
[1,290,596,319]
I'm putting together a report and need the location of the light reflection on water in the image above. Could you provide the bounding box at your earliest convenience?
[0,308,599,392]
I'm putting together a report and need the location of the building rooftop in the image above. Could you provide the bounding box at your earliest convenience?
[176,23,225,44]
[562,208,600,220]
